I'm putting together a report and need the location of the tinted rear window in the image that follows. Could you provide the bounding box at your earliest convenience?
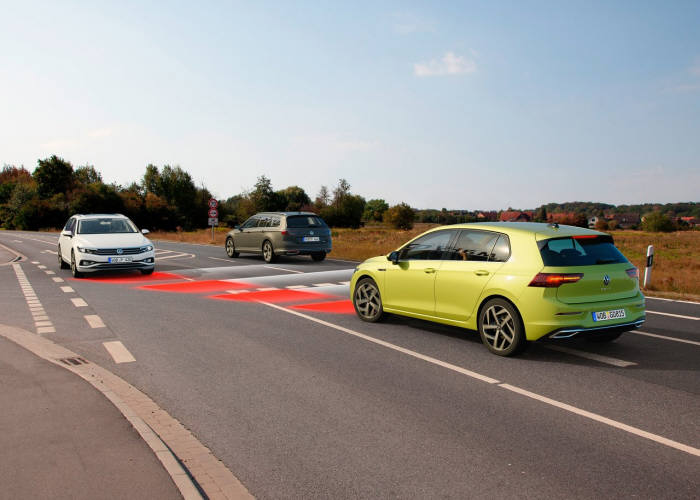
[538,236,628,267]
[286,215,327,228]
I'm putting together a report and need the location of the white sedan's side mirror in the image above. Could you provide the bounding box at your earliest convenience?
[141,229,150,235]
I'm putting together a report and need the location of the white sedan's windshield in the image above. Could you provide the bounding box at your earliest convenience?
[77,218,137,234]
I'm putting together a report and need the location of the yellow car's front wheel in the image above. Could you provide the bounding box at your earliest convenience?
[353,278,384,322]
[478,299,527,356]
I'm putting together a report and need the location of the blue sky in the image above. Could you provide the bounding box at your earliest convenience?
[1,1,699,210]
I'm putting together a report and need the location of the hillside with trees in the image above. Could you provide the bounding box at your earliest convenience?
[1,157,697,232]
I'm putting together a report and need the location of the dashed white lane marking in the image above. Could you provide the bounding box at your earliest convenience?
[155,249,195,260]
[52,277,64,283]
[339,281,350,285]
[634,331,700,347]
[256,287,279,291]
[31,261,39,264]
[13,240,22,243]
[37,327,56,334]
[33,315,49,321]
[35,321,53,327]
[84,315,105,328]
[543,345,637,367]
[42,250,54,254]
[646,296,700,305]
[261,301,700,458]
[102,341,136,363]
[226,289,249,294]
[45,270,55,275]
[313,282,340,287]
[13,235,56,246]
[60,286,75,293]
[646,310,699,321]
[71,298,88,307]
[265,265,304,274]
[286,285,309,289]
[37,265,46,269]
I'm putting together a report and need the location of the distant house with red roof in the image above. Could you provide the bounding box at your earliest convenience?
[477,211,498,221]
[680,216,698,228]
[499,210,533,222]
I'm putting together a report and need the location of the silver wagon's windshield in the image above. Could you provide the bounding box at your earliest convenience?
[538,235,628,266]
[77,218,137,234]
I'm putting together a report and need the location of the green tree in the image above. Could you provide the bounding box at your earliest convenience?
[277,185,311,211]
[74,165,103,185]
[363,199,389,222]
[384,203,415,230]
[314,185,330,209]
[642,212,676,232]
[250,175,278,212]
[534,205,548,222]
[33,155,74,198]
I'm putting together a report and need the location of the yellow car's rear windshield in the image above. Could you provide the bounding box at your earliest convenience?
[538,235,628,266]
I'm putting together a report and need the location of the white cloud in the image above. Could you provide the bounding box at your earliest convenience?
[414,52,477,77]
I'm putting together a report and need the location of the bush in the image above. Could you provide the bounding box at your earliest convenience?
[642,212,676,232]
[384,203,415,230]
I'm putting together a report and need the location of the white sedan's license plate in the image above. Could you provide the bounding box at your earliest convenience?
[109,256,132,263]
[592,308,626,322]
[303,236,320,242]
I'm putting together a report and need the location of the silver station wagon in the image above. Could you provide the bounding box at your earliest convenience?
[225,212,332,263]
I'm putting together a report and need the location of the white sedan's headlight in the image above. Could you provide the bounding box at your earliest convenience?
[141,245,154,252]
[77,246,97,254]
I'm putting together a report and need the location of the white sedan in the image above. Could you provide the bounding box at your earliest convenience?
[57,214,155,278]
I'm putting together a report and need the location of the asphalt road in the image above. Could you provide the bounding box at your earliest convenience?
[1,230,698,499]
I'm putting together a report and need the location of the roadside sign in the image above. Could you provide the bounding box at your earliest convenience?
[208,208,218,218]
[208,217,219,226]
[208,198,218,209]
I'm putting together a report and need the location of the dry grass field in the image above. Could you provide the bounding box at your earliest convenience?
[151,225,699,300]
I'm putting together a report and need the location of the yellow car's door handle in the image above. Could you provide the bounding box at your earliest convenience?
[424,268,436,274]
[474,270,490,276]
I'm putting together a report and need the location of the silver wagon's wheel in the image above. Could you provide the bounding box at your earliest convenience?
[478,299,526,356]
[353,278,384,322]
[262,240,276,263]
[225,237,239,258]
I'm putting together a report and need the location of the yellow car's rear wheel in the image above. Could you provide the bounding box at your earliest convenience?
[478,299,527,356]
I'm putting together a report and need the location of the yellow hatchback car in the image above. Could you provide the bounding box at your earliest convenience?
[350,222,646,356]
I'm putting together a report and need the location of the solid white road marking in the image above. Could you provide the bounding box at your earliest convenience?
[262,300,700,458]
[543,345,637,367]
[286,285,309,289]
[260,301,500,384]
[498,384,700,457]
[102,341,136,363]
[12,235,56,246]
[155,250,195,260]
[52,277,64,283]
[633,331,700,346]
[226,289,251,294]
[646,310,699,321]
[256,287,279,291]
[208,256,242,264]
[60,286,75,293]
[339,281,350,285]
[646,296,700,305]
[84,315,105,328]
[71,298,88,307]
[265,265,304,274]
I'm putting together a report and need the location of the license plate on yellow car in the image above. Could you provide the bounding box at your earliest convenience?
[592,309,626,322]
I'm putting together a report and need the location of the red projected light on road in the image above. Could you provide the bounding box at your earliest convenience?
[139,280,253,293]
[290,300,355,314]
[77,272,185,284]
[209,289,332,303]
